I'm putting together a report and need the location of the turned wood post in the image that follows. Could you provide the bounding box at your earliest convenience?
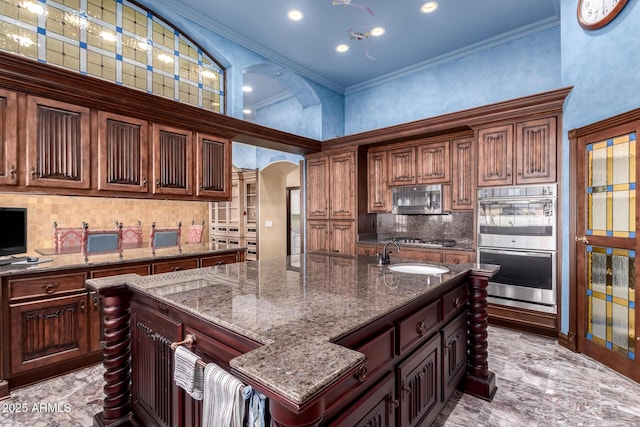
[465,269,497,401]
[269,399,324,427]
[95,285,132,426]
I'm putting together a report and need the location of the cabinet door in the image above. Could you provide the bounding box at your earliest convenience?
[152,123,193,196]
[416,141,450,184]
[368,151,390,213]
[98,111,148,193]
[328,372,396,427]
[330,151,356,220]
[307,220,330,253]
[442,251,473,265]
[441,312,467,403]
[515,117,557,184]
[88,290,103,353]
[10,293,88,374]
[25,96,91,189]
[196,133,231,198]
[306,156,329,220]
[451,137,475,210]
[388,146,416,186]
[200,252,239,267]
[0,89,17,186]
[397,333,442,427]
[477,124,513,187]
[243,171,258,230]
[330,220,356,256]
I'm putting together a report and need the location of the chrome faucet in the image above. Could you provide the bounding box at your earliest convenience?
[378,241,400,265]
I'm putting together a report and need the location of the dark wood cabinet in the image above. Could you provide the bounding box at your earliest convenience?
[417,141,450,184]
[330,151,357,220]
[441,312,467,403]
[328,373,396,427]
[451,137,475,210]
[442,251,474,265]
[97,111,149,193]
[10,293,89,375]
[152,123,194,196]
[307,220,330,253]
[306,156,330,220]
[25,96,91,189]
[152,258,199,274]
[388,146,416,186]
[477,116,557,186]
[196,133,231,199]
[368,150,390,213]
[0,88,17,186]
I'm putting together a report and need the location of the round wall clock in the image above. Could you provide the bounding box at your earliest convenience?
[578,0,629,30]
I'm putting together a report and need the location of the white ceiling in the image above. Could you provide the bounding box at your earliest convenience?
[158,0,561,113]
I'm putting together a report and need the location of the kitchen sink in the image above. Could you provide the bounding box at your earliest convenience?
[389,264,449,275]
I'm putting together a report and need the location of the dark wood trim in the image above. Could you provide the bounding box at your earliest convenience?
[557,332,577,352]
[0,52,320,156]
[488,304,557,338]
[323,87,572,150]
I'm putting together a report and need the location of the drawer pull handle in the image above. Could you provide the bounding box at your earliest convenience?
[8,164,16,179]
[93,296,100,308]
[80,300,85,312]
[41,283,59,294]
[453,297,463,308]
[417,321,428,336]
[170,266,183,272]
[355,364,368,383]
[389,390,399,411]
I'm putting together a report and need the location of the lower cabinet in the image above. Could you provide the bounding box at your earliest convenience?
[441,312,468,403]
[308,220,356,255]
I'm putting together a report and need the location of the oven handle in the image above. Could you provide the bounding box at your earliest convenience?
[479,248,555,258]
[478,197,556,204]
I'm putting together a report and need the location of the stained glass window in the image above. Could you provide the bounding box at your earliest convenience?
[586,245,636,360]
[0,0,225,113]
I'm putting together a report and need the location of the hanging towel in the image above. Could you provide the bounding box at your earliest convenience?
[242,385,267,427]
[173,346,204,400]
[202,363,245,427]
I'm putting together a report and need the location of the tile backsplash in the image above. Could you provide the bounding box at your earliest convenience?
[0,193,209,253]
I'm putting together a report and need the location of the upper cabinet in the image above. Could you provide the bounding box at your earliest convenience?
[152,124,193,197]
[25,96,91,189]
[477,116,557,186]
[368,150,390,213]
[0,89,17,186]
[451,137,475,210]
[388,146,416,186]
[196,133,231,199]
[306,156,330,220]
[416,140,450,184]
[97,111,148,193]
[329,151,356,220]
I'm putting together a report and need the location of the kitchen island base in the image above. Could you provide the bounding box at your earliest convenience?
[87,256,498,426]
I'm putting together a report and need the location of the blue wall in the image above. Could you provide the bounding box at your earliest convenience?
[344,26,562,134]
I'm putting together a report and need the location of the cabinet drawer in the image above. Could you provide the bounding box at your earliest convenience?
[152,258,199,274]
[397,299,440,355]
[200,253,238,267]
[443,251,472,265]
[90,264,150,278]
[8,272,87,301]
[442,285,467,323]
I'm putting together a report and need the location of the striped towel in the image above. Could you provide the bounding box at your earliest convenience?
[202,363,246,427]
[173,346,204,400]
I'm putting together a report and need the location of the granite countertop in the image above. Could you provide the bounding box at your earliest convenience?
[86,254,498,406]
[0,243,243,276]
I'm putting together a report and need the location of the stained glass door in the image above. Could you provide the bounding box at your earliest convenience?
[576,123,638,381]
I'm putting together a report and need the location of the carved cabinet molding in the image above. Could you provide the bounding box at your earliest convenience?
[196,133,231,199]
[451,137,475,210]
[0,89,17,186]
[25,96,91,189]
[152,123,193,196]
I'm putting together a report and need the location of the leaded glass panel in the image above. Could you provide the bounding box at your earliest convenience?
[0,0,225,113]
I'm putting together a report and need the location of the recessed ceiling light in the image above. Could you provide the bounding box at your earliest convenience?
[370,27,385,37]
[336,44,349,53]
[242,85,253,92]
[287,9,304,21]
[243,109,252,115]
[420,1,439,14]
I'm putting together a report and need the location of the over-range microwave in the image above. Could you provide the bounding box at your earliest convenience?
[391,184,443,215]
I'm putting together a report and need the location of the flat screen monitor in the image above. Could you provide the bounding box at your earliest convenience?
[0,207,27,256]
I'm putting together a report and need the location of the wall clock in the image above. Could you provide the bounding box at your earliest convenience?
[578,0,629,30]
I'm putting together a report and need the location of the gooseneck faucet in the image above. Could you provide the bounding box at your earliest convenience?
[379,241,400,265]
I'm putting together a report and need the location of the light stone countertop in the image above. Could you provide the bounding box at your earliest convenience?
[86,254,498,405]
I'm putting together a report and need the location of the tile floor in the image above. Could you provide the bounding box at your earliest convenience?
[1,326,639,426]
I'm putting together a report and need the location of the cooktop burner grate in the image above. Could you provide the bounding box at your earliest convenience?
[391,238,457,247]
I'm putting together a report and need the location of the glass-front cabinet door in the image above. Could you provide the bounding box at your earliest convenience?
[576,123,638,382]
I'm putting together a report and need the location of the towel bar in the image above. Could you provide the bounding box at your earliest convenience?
[171,333,196,351]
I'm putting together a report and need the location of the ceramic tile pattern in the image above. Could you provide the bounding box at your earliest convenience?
[2,327,639,426]
[0,193,209,253]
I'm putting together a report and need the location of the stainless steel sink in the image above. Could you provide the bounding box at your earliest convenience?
[389,264,449,275]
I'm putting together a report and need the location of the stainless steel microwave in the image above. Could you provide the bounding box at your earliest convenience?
[391,184,443,215]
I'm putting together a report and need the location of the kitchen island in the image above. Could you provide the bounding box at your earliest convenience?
[87,254,498,427]
[0,243,245,398]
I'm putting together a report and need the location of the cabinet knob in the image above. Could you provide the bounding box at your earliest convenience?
[41,283,59,294]
[388,390,400,411]
[30,167,37,180]
[170,266,183,272]
[93,296,100,308]
[417,321,428,336]
[355,363,368,382]
[8,164,16,179]
[80,300,85,312]
[141,176,147,187]
[453,296,463,308]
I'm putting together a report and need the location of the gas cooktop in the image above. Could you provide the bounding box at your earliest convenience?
[391,238,457,248]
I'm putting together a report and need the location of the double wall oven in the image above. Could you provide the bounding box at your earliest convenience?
[477,184,557,313]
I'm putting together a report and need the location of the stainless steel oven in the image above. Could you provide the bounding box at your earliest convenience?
[477,184,557,313]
